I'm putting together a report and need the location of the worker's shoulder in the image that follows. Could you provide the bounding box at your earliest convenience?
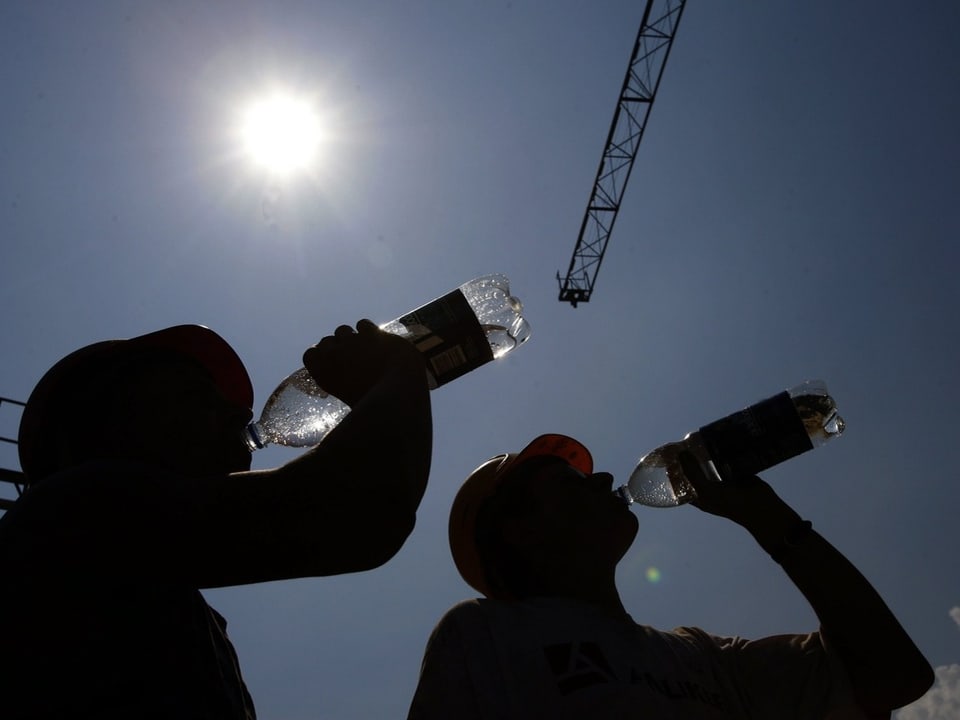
[0,460,190,548]
[437,596,601,630]
[20,459,193,505]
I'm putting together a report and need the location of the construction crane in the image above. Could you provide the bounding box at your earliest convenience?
[557,0,686,307]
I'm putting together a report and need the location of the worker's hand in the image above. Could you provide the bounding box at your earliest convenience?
[303,320,427,408]
[681,451,804,543]
[681,452,783,523]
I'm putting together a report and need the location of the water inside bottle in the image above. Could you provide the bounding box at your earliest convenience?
[482,324,521,358]
[794,392,845,445]
[627,478,684,507]
[246,367,350,449]
[621,445,702,508]
[460,276,530,356]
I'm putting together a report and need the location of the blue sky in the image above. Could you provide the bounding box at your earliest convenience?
[1,2,958,717]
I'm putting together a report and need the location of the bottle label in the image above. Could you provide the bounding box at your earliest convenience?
[698,391,814,480]
[395,288,493,387]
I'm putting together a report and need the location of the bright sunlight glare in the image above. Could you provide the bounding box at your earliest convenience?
[241,93,323,176]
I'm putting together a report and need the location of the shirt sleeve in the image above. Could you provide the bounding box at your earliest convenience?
[407,602,485,720]
[409,600,531,720]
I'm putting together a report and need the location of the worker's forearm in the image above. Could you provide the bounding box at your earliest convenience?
[267,364,432,573]
[742,506,934,711]
[336,364,433,508]
[295,363,433,506]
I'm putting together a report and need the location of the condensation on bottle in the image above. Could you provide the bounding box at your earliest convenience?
[245,274,531,450]
[615,380,845,508]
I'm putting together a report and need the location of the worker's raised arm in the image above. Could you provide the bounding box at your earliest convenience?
[187,320,433,587]
[685,459,934,716]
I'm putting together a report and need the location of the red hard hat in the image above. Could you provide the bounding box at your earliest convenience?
[448,434,593,599]
[18,325,252,483]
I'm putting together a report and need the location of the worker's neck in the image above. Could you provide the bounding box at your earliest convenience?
[542,569,627,617]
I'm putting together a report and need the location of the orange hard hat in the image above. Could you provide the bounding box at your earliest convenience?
[448,433,593,598]
[18,325,253,483]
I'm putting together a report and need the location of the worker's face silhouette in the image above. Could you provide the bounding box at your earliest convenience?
[102,356,253,477]
[504,459,639,566]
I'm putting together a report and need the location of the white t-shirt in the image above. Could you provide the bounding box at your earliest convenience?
[408,597,865,719]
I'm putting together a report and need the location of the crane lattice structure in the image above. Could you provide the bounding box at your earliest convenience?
[557,0,686,307]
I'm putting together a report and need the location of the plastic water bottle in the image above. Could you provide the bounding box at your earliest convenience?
[245,274,531,450]
[615,380,845,508]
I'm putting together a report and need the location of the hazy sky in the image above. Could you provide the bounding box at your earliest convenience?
[2,2,958,718]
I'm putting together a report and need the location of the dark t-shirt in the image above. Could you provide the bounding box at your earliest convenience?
[0,462,255,719]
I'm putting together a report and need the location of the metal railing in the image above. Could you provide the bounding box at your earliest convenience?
[1,396,27,510]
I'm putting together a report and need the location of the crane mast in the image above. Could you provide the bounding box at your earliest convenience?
[557,0,686,307]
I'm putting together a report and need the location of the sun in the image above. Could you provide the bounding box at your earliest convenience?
[240,93,324,176]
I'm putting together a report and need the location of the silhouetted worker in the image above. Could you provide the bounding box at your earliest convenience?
[408,434,933,719]
[0,321,432,718]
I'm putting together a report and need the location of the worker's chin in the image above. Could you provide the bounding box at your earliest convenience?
[212,447,253,475]
[617,513,640,553]
[230,453,253,474]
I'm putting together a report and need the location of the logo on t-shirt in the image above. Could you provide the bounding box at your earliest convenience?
[543,641,617,695]
[543,641,728,712]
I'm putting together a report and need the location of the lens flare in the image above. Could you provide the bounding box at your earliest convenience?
[645,567,661,583]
